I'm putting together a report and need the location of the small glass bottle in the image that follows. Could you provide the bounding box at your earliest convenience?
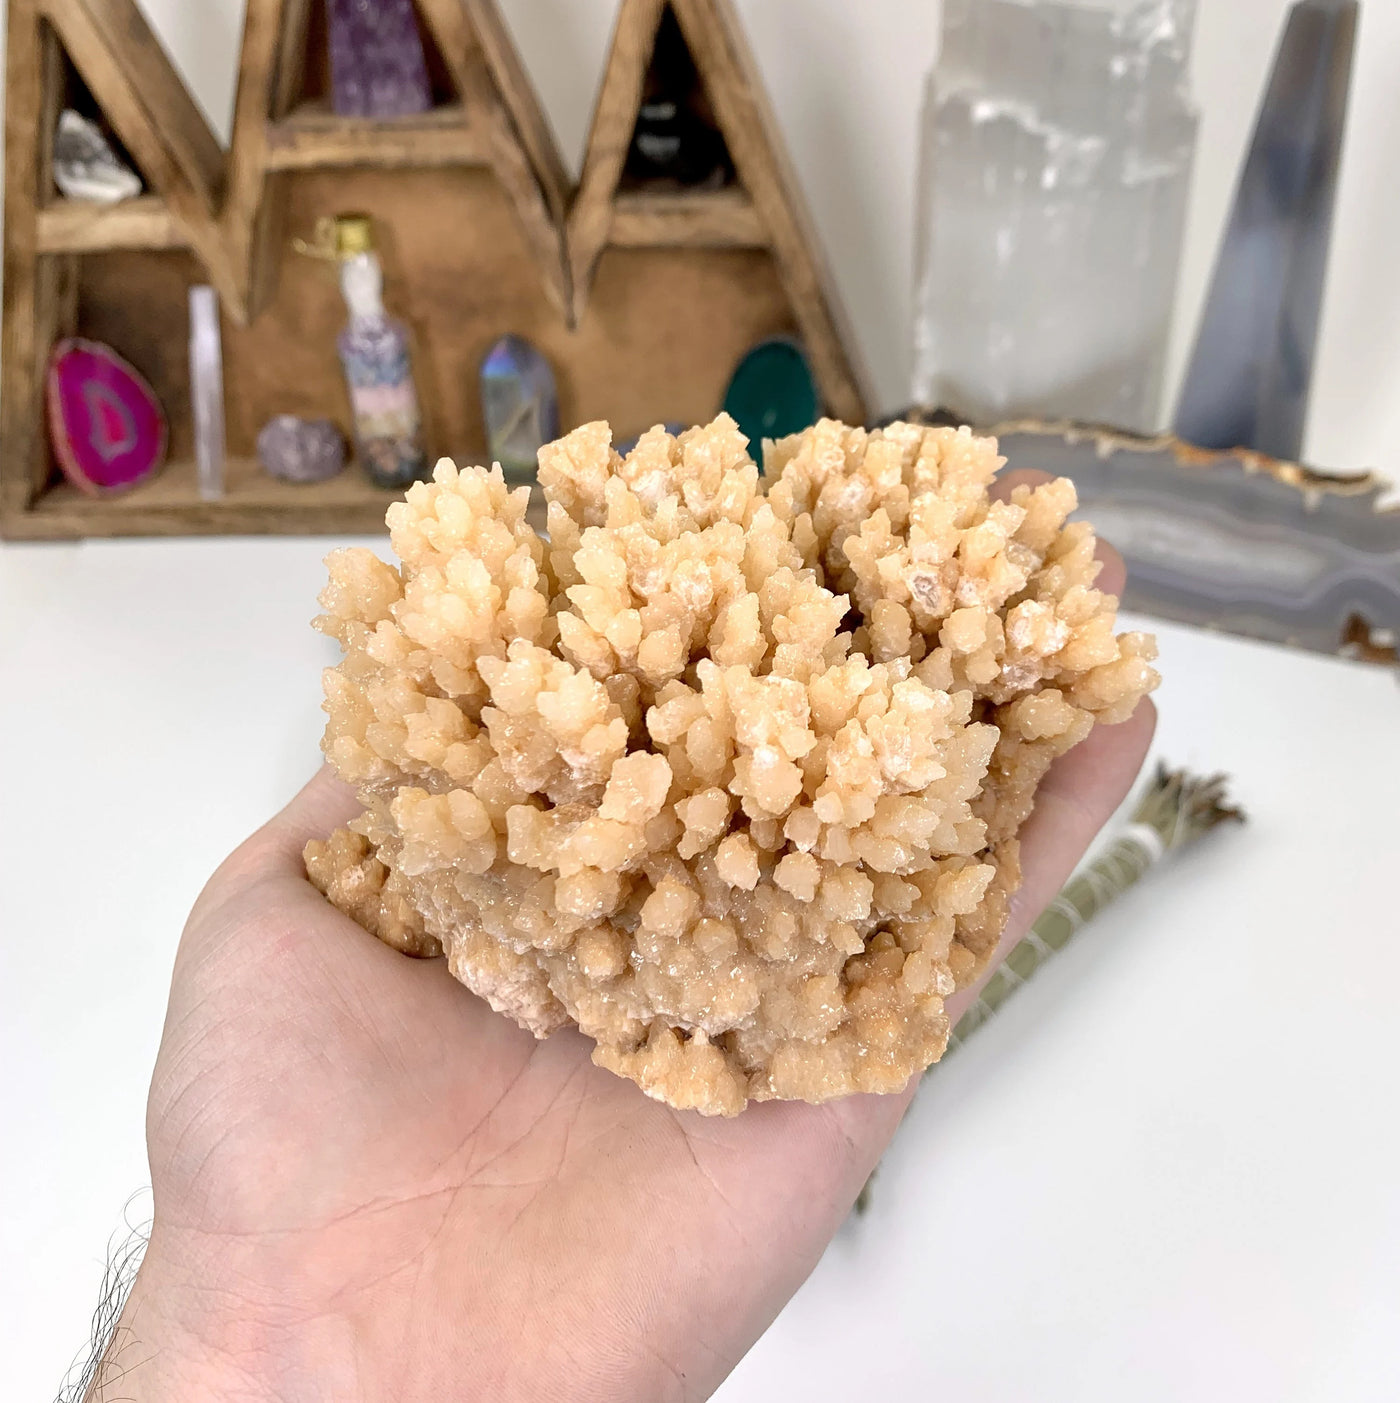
[301,215,428,490]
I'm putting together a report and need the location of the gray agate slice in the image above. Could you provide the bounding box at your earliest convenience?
[993,421,1399,666]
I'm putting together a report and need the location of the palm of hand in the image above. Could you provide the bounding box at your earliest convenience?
[137,698,1152,1403]
[143,773,906,1402]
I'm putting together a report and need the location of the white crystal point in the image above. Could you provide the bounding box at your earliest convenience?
[189,287,226,503]
[913,0,1199,434]
[53,109,142,204]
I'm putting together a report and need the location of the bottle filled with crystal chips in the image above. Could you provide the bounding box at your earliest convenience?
[298,214,429,491]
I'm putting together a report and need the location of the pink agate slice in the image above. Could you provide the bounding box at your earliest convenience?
[46,338,168,495]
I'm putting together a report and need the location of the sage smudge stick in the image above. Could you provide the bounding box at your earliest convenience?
[949,764,1244,1049]
[854,764,1243,1214]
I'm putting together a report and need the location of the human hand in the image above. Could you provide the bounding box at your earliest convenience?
[106,544,1154,1403]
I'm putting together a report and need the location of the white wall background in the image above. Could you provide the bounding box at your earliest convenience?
[4,0,1400,474]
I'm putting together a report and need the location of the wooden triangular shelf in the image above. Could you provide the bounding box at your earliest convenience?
[0,0,235,523]
[567,0,866,423]
[1,0,871,540]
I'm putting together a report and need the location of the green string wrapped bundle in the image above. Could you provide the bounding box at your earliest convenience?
[949,765,1244,1049]
[854,765,1243,1214]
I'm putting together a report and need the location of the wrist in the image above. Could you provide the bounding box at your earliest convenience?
[90,1231,343,1403]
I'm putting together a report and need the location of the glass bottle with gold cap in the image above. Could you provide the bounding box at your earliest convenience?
[298,214,428,490]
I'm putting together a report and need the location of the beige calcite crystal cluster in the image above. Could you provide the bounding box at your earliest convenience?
[306,416,1157,1115]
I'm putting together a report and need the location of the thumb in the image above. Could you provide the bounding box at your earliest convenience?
[209,765,362,894]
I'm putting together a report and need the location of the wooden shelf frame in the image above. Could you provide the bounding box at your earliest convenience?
[37,194,188,252]
[0,0,577,537]
[609,188,766,247]
[1,0,871,541]
[264,100,484,172]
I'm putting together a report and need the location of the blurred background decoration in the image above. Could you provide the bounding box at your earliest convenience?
[0,0,865,541]
[1,0,1394,667]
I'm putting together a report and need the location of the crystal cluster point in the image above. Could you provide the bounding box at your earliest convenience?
[52,110,142,203]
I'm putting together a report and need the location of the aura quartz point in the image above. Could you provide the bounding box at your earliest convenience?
[46,339,167,495]
[257,416,346,484]
[480,335,559,485]
[913,0,1200,434]
[188,287,226,502]
[326,0,433,119]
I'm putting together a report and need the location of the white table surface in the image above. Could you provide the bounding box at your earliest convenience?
[2,533,1397,1401]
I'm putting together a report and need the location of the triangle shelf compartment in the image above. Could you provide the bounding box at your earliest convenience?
[277,0,464,118]
[228,0,571,320]
[567,0,868,424]
[23,0,233,291]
